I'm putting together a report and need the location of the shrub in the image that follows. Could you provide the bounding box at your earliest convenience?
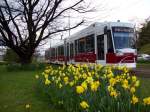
[37,64,150,112]
[3,49,20,63]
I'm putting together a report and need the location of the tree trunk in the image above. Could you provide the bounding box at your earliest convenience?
[19,56,32,65]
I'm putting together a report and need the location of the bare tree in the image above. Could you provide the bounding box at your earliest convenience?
[0,0,93,64]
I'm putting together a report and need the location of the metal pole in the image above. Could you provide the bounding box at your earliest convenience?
[68,11,70,36]
[64,39,67,65]
[49,38,51,63]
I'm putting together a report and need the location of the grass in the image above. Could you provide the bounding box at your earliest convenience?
[139,78,150,98]
[0,65,150,112]
[0,65,64,112]
[137,63,150,69]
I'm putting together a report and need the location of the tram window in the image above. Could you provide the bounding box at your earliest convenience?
[58,46,64,56]
[97,35,104,60]
[51,48,55,57]
[58,47,60,56]
[70,43,74,57]
[61,46,64,55]
[56,48,57,58]
[50,49,52,57]
[54,48,55,57]
[51,49,53,57]
[48,49,51,58]
[67,43,69,57]
[78,37,86,53]
[107,30,114,53]
[86,34,94,52]
[75,40,78,55]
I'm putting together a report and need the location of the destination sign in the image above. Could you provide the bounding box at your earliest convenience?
[112,27,134,33]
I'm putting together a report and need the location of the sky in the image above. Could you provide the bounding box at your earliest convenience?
[41,0,150,52]
[83,0,150,25]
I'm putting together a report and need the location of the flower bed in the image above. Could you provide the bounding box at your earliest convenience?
[37,64,150,112]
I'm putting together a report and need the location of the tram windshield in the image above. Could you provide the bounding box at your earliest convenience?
[112,27,135,49]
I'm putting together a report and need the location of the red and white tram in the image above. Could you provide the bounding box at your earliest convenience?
[45,21,137,68]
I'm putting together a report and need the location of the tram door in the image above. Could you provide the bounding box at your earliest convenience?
[97,35,105,63]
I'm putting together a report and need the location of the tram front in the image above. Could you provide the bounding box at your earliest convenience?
[106,23,137,68]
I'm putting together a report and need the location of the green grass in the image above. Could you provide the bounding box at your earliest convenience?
[139,78,150,98]
[0,65,150,112]
[137,63,150,69]
[0,65,64,112]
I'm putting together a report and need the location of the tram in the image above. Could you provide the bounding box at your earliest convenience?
[45,21,137,68]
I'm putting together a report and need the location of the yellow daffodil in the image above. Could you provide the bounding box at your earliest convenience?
[82,73,87,79]
[143,97,150,105]
[109,78,116,86]
[90,81,100,92]
[76,86,85,94]
[107,72,114,78]
[63,76,69,84]
[25,104,31,109]
[132,76,137,82]
[86,76,93,84]
[107,85,114,92]
[35,74,39,79]
[69,81,74,87]
[81,82,88,90]
[131,95,138,104]
[110,90,118,98]
[123,67,128,73]
[80,101,89,109]
[130,87,136,94]
[45,79,51,85]
[45,69,50,74]
[122,79,129,89]
[59,83,62,88]
[134,80,140,87]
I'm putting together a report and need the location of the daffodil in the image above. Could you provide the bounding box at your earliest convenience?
[69,81,74,87]
[109,78,116,86]
[63,76,69,84]
[86,76,93,84]
[82,73,87,79]
[122,79,129,89]
[110,90,118,98]
[107,85,114,92]
[143,97,150,105]
[59,83,62,88]
[25,104,31,109]
[35,74,39,79]
[130,87,136,94]
[134,80,140,87]
[81,81,88,90]
[45,79,51,85]
[90,81,100,92]
[131,95,138,104]
[76,86,85,94]
[80,101,89,109]
[132,76,137,82]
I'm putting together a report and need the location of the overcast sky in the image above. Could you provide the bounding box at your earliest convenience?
[82,0,150,25]
[41,0,150,51]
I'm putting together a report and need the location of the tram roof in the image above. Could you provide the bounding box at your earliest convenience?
[65,21,135,42]
[47,21,135,49]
